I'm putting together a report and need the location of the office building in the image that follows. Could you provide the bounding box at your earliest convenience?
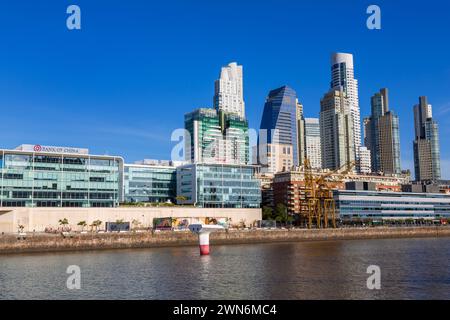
[304,118,322,169]
[320,90,355,171]
[214,62,245,119]
[0,145,123,208]
[413,96,441,181]
[334,189,450,223]
[364,88,401,175]
[258,86,302,166]
[330,53,362,170]
[176,163,261,208]
[124,161,177,204]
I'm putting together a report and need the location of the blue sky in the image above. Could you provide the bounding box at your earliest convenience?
[0,0,449,178]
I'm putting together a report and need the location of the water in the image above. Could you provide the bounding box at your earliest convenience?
[1,238,449,300]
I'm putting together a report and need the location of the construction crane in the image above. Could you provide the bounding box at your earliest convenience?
[301,159,355,229]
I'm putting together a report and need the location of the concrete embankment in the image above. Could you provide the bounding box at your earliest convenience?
[1,226,449,255]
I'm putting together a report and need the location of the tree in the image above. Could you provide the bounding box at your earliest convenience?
[90,220,102,232]
[262,206,274,220]
[58,218,69,227]
[275,204,287,220]
[77,221,87,232]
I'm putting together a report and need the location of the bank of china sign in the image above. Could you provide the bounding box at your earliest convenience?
[16,144,89,155]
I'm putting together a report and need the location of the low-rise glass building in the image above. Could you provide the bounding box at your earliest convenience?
[124,163,177,203]
[0,145,123,207]
[177,163,261,208]
[334,189,450,222]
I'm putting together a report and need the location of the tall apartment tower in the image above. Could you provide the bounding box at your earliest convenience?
[413,96,441,181]
[364,88,401,175]
[184,108,249,165]
[320,90,355,170]
[214,62,245,119]
[330,53,362,171]
[304,118,322,169]
[258,86,303,167]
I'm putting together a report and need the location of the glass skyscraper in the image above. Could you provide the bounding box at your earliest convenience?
[330,53,362,171]
[0,146,123,207]
[364,88,401,175]
[258,86,302,166]
[413,96,441,181]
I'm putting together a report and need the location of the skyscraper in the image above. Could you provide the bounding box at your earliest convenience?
[364,88,401,175]
[185,62,249,165]
[214,62,245,118]
[413,96,441,181]
[258,86,302,167]
[330,53,362,171]
[320,90,355,170]
[184,108,249,165]
[304,118,322,169]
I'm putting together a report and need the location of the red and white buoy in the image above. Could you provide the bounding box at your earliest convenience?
[189,224,224,255]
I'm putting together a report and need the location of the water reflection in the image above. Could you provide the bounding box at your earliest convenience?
[0,238,449,300]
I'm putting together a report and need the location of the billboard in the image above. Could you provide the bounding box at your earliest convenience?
[153,217,173,231]
[172,218,190,230]
[106,222,130,232]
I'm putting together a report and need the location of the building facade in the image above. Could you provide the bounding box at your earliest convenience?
[253,143,293,174]
[213,62,245,119]
[304,118,322,169]
[0,145,123,208]
[124,162,177,204]
[330,53,362,170]
[334,189,450,222]
[273,170,410,215]
[176,163,261,208]
[413,96,441,181]
[184,108,249,165]
[258,86,302,166]
[358,146,372,174]
[320,90,355,171]
[364,88,401,175]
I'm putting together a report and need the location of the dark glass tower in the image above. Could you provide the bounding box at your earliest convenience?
[258,86,301,166]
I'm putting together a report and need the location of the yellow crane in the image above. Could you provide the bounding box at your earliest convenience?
[301,159,355,229]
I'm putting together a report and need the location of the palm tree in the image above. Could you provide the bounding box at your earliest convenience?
[90,220,102,232]
[58,218,69,230]
[77,221,87,232]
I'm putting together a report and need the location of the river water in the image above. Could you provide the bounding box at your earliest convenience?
[0,237,449,300]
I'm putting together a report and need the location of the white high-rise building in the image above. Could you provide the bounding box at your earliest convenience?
[214,62,245,118]
[358,146,372,174]
[330,53,362,171]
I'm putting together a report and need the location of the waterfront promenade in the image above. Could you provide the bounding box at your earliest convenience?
[1,226,449,254]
